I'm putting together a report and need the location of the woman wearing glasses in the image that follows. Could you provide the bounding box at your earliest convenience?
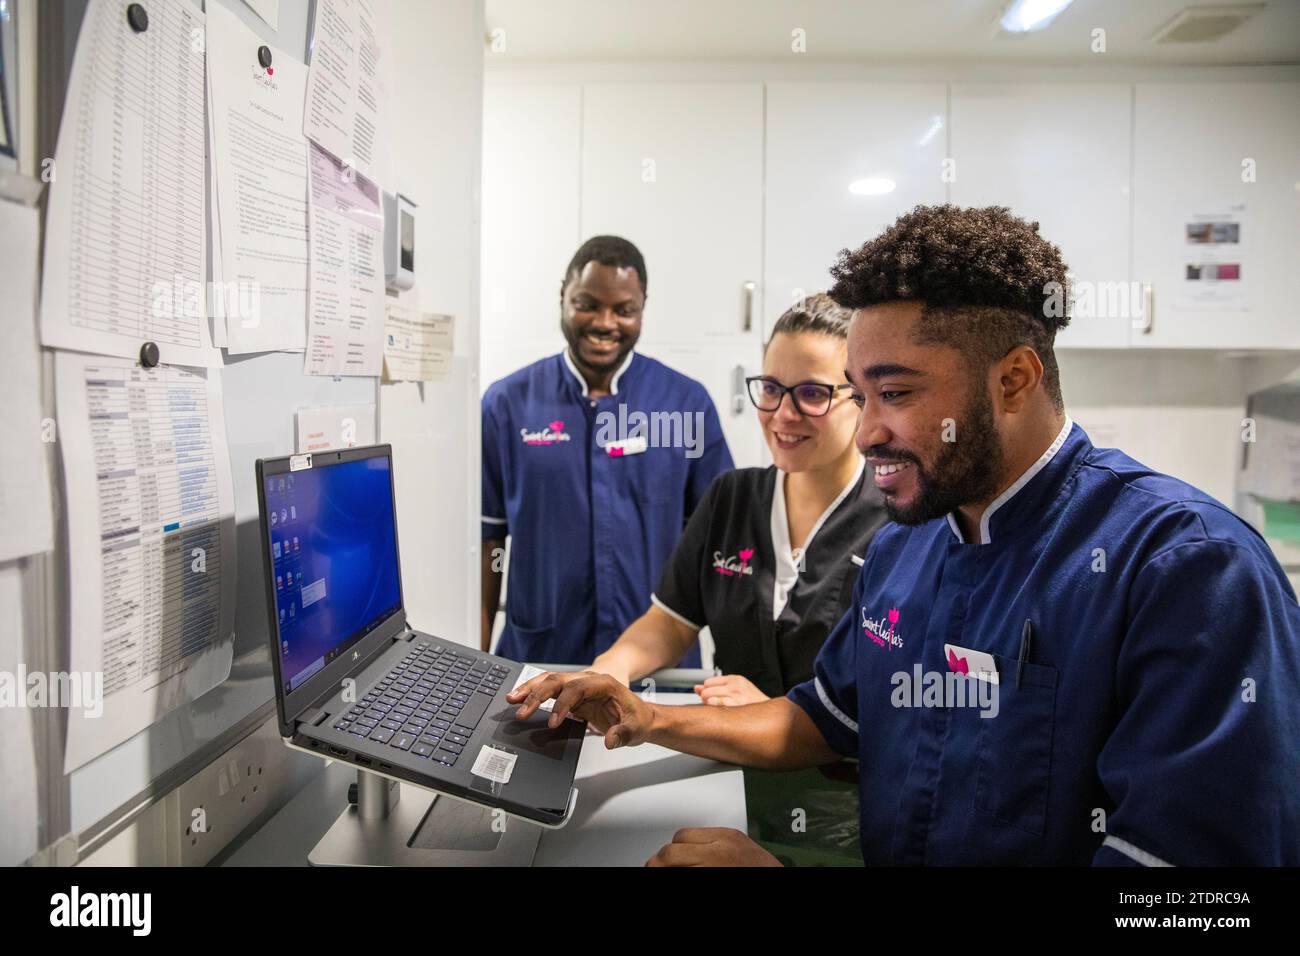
[587,293,888,704]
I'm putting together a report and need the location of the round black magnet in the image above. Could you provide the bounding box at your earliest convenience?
[139,341,160,368]
[126,3,149,33]
[258,45,273,69]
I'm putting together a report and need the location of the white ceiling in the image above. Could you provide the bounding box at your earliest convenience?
[484,0,1300,65]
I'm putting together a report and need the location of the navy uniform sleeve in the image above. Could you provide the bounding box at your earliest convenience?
[786,574,862,758]
[652,475,725,631]
[1094,539,1300,866]
[684,387,734,516]
[480,393,509,541]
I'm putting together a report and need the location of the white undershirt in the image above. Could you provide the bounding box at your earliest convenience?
[769,457,867,621]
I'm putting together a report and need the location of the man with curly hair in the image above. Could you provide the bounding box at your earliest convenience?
[510,206,1300,866]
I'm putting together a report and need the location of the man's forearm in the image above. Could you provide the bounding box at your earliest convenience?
[646,696,840,771]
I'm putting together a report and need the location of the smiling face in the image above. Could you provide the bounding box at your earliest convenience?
[757,331,859,474]
[846,301,1004,524]
[560,261,643,375]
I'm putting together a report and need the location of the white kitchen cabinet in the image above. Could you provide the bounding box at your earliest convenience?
[1132,82,1300,349]
[950,83,1133,349]
[765,82,948,338]
[480,83,583,392]
[581,82,767,467]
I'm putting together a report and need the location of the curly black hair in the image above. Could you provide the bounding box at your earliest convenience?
[828,205,1070,409]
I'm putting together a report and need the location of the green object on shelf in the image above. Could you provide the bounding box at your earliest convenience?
[1261,499,1300,545]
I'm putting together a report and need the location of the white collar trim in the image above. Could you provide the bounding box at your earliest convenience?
[562,348,636,397]
[771,457,866,619]
[947,416,1073,545]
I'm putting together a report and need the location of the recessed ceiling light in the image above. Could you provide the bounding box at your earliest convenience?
[849,178,897,196]
[999,0,1077,33]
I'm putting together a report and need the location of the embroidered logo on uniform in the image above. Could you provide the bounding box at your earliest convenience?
[712,548,755,577]
[862,605,903,650]
[520,420,571,445]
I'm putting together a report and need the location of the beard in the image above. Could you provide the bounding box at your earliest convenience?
[881,384,1005,527]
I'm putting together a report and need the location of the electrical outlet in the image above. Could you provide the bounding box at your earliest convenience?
[165,720,298,866]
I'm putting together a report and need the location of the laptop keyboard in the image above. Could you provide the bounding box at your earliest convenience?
[330,641,510,768]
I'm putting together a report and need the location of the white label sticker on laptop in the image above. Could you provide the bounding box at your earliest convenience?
[472,746,517,785]
[512,664,554,712]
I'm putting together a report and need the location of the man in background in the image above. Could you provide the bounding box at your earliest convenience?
[481,236,734,665]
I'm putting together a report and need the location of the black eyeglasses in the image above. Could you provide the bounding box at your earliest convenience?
[746,376,853,418]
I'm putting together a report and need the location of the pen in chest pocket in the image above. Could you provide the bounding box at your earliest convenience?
[1016,618,1034,689]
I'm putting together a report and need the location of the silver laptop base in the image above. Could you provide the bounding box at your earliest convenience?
[308,769,541,867]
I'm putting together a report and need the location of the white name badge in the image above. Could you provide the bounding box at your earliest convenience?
[944,643,1000,684]
[605,436,648,457]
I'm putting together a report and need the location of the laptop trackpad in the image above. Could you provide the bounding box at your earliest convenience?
[487,704,575,761]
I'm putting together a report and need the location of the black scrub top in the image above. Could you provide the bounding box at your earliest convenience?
[653,465,889,697]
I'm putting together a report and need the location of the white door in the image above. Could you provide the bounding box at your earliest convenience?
[950,83,1133,349]
[581,82,766,468]
[480,83,583,392]
[1132,82,1300,349]
[765,82,948,338]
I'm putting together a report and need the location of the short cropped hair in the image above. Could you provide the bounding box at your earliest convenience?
[563,235,648,297]
[828,204,1070,409]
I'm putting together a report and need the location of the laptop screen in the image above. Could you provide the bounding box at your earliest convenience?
[263,454,403,694]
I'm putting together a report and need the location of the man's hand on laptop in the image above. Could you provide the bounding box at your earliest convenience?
[507,671,653,749]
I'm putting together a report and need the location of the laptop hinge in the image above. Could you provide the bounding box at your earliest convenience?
[301,708,329,728]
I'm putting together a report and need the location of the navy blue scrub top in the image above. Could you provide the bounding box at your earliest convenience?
[482,350,734,666]
[789,419,1300,865]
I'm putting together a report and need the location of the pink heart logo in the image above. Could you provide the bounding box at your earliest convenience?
[888,607,900,627]
[946,647,969,675]
[607,446,624,457]
[549,420,564,432]
[738,548,754,562]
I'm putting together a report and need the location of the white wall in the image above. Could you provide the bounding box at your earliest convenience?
[380,0,485,646]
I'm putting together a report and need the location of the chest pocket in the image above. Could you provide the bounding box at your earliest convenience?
[973,652,1059,836]
[609,443,683,506]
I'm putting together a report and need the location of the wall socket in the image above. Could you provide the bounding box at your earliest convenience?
[165,719,302,866]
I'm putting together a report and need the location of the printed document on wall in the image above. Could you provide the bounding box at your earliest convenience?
[207,1,310,354]
[0,202,55,562]
[40,0,218,368]
[56,352,236,772]
[305,142,385,376]
[384,306,454,382]
[1179,204,1248,311]
[303,0,388,182]
[296,403,377,452]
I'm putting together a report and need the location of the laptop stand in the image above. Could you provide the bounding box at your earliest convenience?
[308,768,542,867]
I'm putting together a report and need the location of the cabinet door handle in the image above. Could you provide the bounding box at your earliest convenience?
[731,364,747,416]
[742,281,755,333]
[1133,283,1154,334]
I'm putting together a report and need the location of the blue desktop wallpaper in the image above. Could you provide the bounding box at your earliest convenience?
[264,456,402,692]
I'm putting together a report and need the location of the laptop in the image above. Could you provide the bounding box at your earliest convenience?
[256,444,585,828]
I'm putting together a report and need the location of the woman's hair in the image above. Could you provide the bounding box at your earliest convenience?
[766,292,852,351]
